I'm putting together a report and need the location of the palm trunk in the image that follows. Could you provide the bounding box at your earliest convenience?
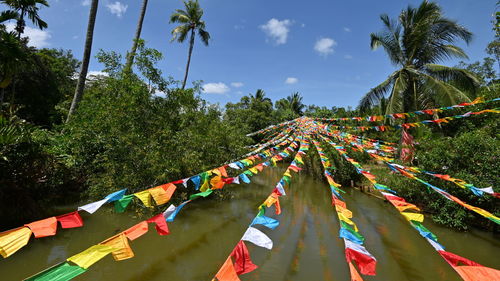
[66,0,99,123]
[124,0,148,73]
[181,28,195,90]
[16,11,25,39]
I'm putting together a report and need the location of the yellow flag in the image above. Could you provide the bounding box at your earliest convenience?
[395,204,420,212]
[401,212,424,222]
[101,233,134,261]
[335,205,353,219]
[134,190,153,207]
[200,180,210,192]
[338,213,358,232]
[148,185,175,205]
[0,227,32,258]
[67,244,117,269]
[263,196,278,208]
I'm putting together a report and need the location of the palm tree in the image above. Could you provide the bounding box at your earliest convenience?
[1,0,48,39]
[66,0,98,122]
[170,0,210,89]
[359,1,479,114]
[277,92,305,116]
[124,0,148,73]
[250,89,272,104]
[287,92,305,116]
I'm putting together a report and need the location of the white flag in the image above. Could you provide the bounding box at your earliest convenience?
[78,198,108,214]
[228,163,240,170]
[344,239,376,260]
[232,177,240,184]
[162,204,176,219]
[426,238,445,251]
[477,186,494,195]
[242,226,273,250]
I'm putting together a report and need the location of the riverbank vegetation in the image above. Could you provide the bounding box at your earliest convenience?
[0,0,498,231]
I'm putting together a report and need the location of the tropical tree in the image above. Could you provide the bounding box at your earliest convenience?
[359,1,479,114]
[276,92,305,116]
[1,0,48,39]
[0,10,25,95]
[124,0,149,73]
[170,0,210,89]
[67,0,99,122]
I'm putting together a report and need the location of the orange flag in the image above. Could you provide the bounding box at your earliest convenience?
[124,221,148,241]
[25,217,58,238]
[101,233,134,261]
[215,257,241,281]
[348,262,364,281]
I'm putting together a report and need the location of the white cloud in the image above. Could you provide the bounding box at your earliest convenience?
[260,18,292,45]
[314,37,336,56]
[285,77,298,84]
[231,82,243,88]
[5,23,51,48]
[343,27,351,32]
[81,0,91,6]
[344,54,353,59]
[202,82,230,94]
[86,70,109,80]
[301,23,306,28]
[106,1,128,18]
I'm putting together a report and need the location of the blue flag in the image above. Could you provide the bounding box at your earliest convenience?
[251,215,280,230]
[105,189,127,202]
[240,173,251,184]
[339,227,364,245]
[190,175,201,190]
[166,201,190,222]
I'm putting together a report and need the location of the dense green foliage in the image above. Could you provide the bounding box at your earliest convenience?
[0,0,498,234]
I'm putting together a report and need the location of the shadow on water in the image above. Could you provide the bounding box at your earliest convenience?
[1,164,499,281]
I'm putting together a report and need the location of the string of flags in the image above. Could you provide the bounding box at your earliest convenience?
[22,135,302,281]
[314,97,498,123]
[213,135,309,281]
[318,133,500,281]
[3,97,499,281]
[325,107,500,132]
[0,129,298,259]
[335,130,499,198]
[330,130,500,224]
[312,138,377,279]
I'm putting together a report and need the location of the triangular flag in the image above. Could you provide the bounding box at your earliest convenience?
[241,227,273,250]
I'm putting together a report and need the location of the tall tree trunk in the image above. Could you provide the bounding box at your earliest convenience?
[124,0,148,73]
[16,11,25,39]
[66,0,99,123]
[181,29,195,90]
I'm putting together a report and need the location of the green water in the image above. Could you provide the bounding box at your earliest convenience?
[2,166,499,281]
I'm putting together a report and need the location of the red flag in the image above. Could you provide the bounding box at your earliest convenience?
[438,250,481,267]
[230,241,258,275]
[56,211,83,228]
[345,248,377,275]
[147,214,169,236]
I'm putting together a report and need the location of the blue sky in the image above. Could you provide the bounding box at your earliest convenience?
[4,0,498,108]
